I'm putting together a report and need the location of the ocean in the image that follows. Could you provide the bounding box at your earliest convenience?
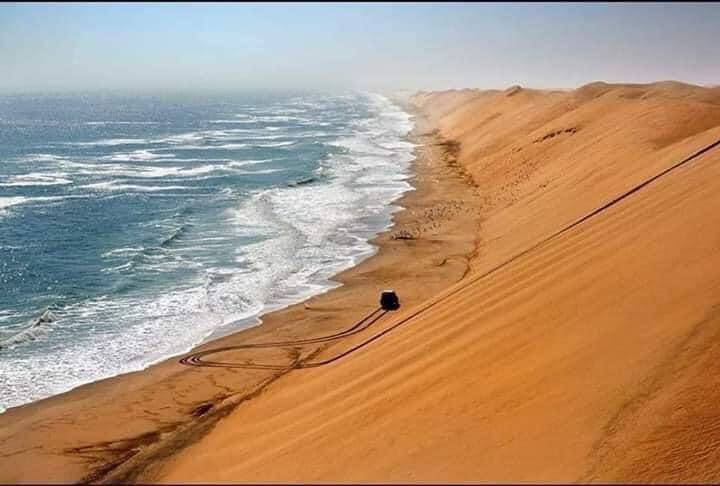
[0,91,415,412]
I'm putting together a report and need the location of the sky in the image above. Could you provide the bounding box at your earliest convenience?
[1,2,719,94]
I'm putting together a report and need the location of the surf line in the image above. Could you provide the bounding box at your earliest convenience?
[179,136,720,371]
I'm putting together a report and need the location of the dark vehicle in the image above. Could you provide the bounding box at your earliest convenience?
[380,290,400,311]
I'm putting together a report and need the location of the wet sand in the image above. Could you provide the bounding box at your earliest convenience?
[0,103,483,483]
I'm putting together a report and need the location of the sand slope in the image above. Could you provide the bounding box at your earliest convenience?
[154,82,720,482]
[0,110,483,483]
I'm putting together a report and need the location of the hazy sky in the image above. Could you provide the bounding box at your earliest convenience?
[2,2,719,94]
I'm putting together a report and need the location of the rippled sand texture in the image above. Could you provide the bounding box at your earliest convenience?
[0,101,484,482]
[155,82,720,483]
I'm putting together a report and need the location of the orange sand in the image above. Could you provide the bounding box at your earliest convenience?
[0,105,483,483]
[155,82,720,482]
[3,81,720,483]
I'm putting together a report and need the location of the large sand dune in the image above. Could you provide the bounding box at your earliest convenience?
[153,82,720,482]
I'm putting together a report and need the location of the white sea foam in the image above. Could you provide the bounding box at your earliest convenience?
[0,319,54,351]
[22,153,67,162]
[173,143,248,150]
[85,121,160,126]
[102,149,168,162]
[241,168,283,175]
[208,119,258,124]
[0,196,80,216]
[0,172,73,187]
[0,196,30,211]
[57,160,106,170]
[61,158,240,177]
[251,141,296,148]
[253,114,311,123]
[60,127,293,154]
[242,134,287,141]
[226,159,273,168]
[95,164,240,179]
[221,92,416,319]
[128,165,221,178]
[0,92,417,413]
[0,287,248,413]
[157,130,233,144]
[79,181,191,192]
[101,246,145,258]
[68,138,150,147]
[102,165,281,182]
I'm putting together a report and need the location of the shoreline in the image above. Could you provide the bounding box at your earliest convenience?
[0,95,412,414]
[143,82,720,483]
[0,101,484,483]
[0,92,414,414]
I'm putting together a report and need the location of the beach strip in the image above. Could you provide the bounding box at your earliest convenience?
[0,102,483,483]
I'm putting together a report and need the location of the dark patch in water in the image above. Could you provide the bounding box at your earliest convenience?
[0,309,56,349]
[287,176,316,188]
[160,224,190,248]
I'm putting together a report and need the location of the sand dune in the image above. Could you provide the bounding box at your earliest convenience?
[0,107,483,483]
[2,82,719,483]
[152,82,720,482]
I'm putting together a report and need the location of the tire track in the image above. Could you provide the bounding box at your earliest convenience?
[179,136,720,372]
[180,307,388,370]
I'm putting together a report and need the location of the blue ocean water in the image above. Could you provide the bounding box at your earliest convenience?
[0,92,414,412]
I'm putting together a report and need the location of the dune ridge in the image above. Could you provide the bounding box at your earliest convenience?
[152,81,720,482]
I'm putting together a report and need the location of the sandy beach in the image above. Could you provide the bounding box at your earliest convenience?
[0,101,483,483]
[3,81,720,483]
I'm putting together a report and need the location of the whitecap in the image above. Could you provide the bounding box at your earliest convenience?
[252,141,296,148]
[208,119,257,124]
[0,196,30,211]
[85,121,160,126]
[226,159,273,168]
[0,172,72,187]
[0,91,418,413]
[21,153,67,162]
[102,150,168,162]
[173,143,248,150]
[101,247,145,258]
[66,138,149,147]
[79,181,191,192]
[157,130,231,144]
